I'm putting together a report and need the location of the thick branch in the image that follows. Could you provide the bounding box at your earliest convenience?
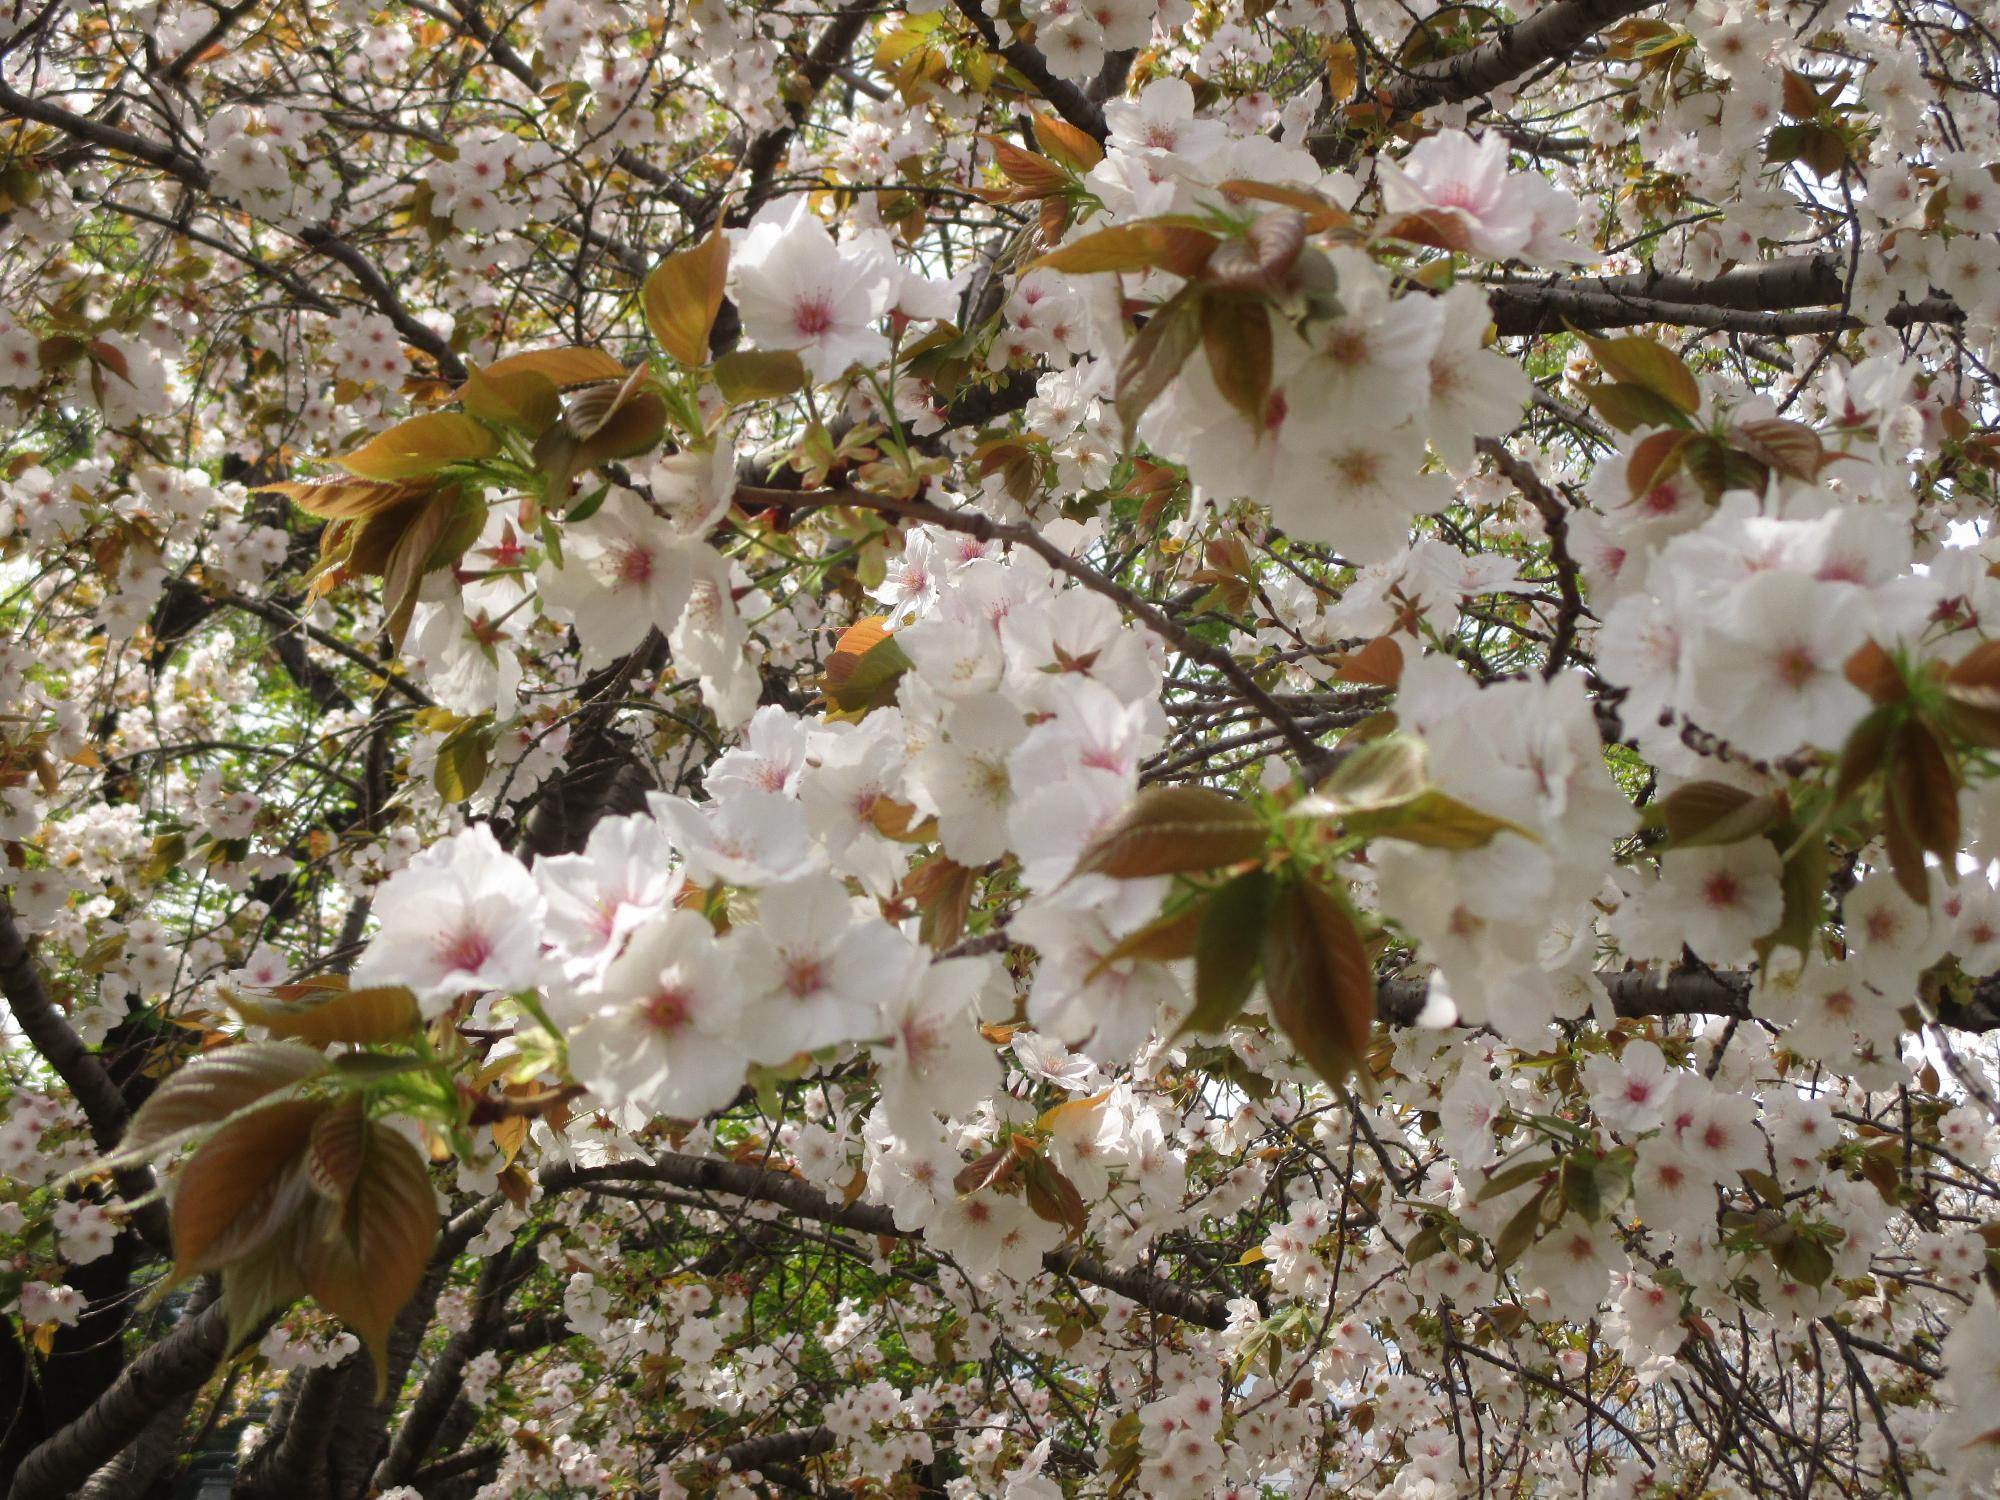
[0,893,131,1152]
[1381,0,1659,115]
[949,0,1108,143]
[1379,964,2000,1031]
[740,0,880,208]
[739,484,1331,778]
[1487,254,1963,337]
[544,1151,1232,1329]
[713,1426,835,1473]
[7,1294,226,1500]
[293,225,467,382]
[0,76,211,189]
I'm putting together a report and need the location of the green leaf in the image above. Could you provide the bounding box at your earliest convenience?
[1476,1154,1561,1203]
[220,1221,307,1354]
[1582,333,1701,414]
[1347,789,1535,850]
[1586,381,1693,434]
[1771,1224,1835,1287]
[434,718,495,804]
[1182,869,1274,1036]
[1758,826,1830,963]
[1070,785,1268,880]
[713,349,808,404]
[1305,735,1430,814]
[1492,1184,1550,1269]
[644,229,729,366]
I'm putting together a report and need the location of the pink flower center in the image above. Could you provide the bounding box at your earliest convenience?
[1774,644,1818,690]
[793,296,834,337]
[618,543,655,586]
[438,926,494,975]
[643,985,692,1033]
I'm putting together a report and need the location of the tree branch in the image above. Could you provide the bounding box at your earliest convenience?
[1381,0,1659,115]
[949,0,1108,143]
[1486,253,1963,337]
[544,1151,1233,1329]
[0,893,132,1152]
[7,1292,226,1500]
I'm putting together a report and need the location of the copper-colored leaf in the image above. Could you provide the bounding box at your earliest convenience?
[121,1040,331,1160]
[381,487,460,651]
[576,392,668,468]
[1083,897,1209,981]
[1657,780,1784,847]
[480,346,627,387]
[1070,785,1267,880]
[229,985,422,1048]
[1944,640,2000,721]
[954,1140,1024,1196]
[643,229,730,367]
[1213,180,1350,233]
[561,362,650,441]
[1260,876,1376,1093]
[1336,636,1404,687]
[1115,288,1203,444]
[1779,69,1822,121]
[1032,223,1218,278]
[459,364,560,435]
[1200,294,1273,423]
[335,412,498,481]
[821,616,912,714]
[1834,717,1896,822]
[1625,429,1692,501]
[257,476,428,520]
[1842,640,1905,704]
[1031,112,1104,172]
[171,1097,326,1278]
[1730,418,1824,481]
[984,137,1070,196]
[1381,210,1474,254]
[297,1119,439,1396]
[1888,719,1960,863]
[1022,1155,1089,1239]
[307,1098,368,1207]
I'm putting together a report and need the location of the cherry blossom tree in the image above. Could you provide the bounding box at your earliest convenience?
[3,0,2000,1495]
